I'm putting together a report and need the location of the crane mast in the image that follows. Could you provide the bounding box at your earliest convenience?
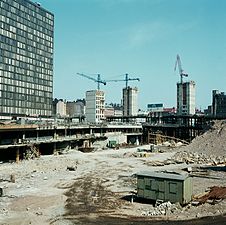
[174,54,188,83]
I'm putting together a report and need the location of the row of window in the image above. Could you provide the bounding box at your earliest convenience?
[0,86,52,99]
[0,1,54,27]
[0,65,53,80]
[0,16,53,39]
[0,28,53,53]
[0,62,53,78]
[1,53,52,70]
[0,97,52,107]
[0,82,52,94]
[0,14,53,42]
[0,42,53,64]
[0,105,51,116]
[1,0,53,18]
[0,76,52,88]
[1,51,52,66]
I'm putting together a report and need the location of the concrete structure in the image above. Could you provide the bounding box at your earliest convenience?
[137,171,192,205]
[104,105,115,117]
[56,100,66,117]
[177,81,195,115]
[123,86,138,116]
[147,104,176,119]
[74,99,85,117]
[86,90,105,123]
[66,101,76,117]
[0,0,54,117]
[104,103,123,117]
[212,90,226,117]
[66,99,85,118]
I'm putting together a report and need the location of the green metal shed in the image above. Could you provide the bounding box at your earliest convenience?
[137,171,192,205]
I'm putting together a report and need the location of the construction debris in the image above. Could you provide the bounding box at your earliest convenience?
[181,120,226,157]
[10,174,15,183]
[194,186,226,204]
[141,201,182,217]
[172,151,226,166]
[67,166,77,171]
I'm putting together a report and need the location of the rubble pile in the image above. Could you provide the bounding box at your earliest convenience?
[181,120,226,157]
[171,151,226,165]
[141,201,182,216]
[145,151,226,167]
[123,152,151,158]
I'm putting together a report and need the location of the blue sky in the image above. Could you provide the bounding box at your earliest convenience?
[40,0,226,110]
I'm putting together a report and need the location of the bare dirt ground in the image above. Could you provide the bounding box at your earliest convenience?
[0,144,225,225]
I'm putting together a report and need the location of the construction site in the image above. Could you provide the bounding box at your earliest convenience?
[0,55,225,224]
[0,119,225,225]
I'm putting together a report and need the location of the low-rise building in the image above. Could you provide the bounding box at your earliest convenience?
[56,99,66,117]
[66,99,85,118]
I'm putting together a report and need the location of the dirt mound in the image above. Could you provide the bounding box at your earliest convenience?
[181,120,226,157]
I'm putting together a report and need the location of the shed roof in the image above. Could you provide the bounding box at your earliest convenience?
[137,171,189,181]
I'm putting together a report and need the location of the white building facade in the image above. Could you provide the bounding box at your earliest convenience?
[177,81,196,115]
[123,87,138,116]
[85,90,105,123]
[56,100,66,117]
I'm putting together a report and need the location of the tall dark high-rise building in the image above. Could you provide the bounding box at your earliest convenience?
[212,90,226,117]
[0,0,54,117]
[177,81,195,115]
[122,87,138,116]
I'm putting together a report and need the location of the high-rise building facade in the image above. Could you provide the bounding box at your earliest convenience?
[0,0,54,117]
[85,90,105,123]
[123,86,138,116]
[177,81,195,115]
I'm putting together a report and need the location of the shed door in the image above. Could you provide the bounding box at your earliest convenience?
[167,182,179,203]
[156,179,165,200]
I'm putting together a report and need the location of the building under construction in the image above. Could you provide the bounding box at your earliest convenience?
[86,90,105,123]
[177,81,196,115]
[123,86,138,116]
[175,55,196,115]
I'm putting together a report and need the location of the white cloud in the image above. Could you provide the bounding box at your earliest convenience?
[126,20,198,49]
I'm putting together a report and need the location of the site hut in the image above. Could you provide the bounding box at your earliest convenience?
[136,171,192,205]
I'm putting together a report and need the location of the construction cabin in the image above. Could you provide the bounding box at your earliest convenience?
[137,171,192,205]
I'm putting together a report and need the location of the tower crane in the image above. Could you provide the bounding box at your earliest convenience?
[76,73,106,90]
[104,73,140,88]
[174,54,188,84]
